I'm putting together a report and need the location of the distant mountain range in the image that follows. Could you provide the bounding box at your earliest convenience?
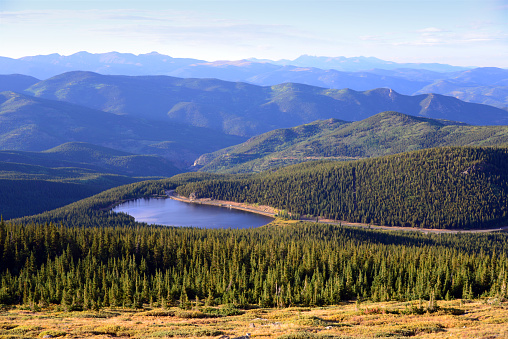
[1,71,506,170]
[0,52,468,79]
[195,111,508,173]
[19,72,508,137]
[0,52,206,79]
[249,55,471,72]
[1,52,507,109]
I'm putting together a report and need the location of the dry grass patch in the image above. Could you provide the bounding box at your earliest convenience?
[0,300,505,338]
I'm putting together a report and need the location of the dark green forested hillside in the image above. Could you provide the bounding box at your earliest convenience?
[0,142,185,220]
[179,147,508,229]
[195,111,508,173]
[0,220,507,309]
[13,172,224,227]
[0,178,131,221]
[0,164,141,220]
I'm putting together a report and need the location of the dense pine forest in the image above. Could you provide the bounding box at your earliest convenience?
[3,145,508,311]
[177,147,508,229]
[0,220,507,309]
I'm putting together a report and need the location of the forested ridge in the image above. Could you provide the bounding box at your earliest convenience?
[0,220,507,309]
[178,147,508,229]
[195,111,508,174]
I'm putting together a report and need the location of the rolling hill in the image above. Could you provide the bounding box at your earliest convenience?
[194,111,508,173]
[24,72,508,137]
[194,112,508,173]
[0,142,181,177]
[0,165,138,220]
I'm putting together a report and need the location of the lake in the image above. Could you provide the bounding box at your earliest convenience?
[112,197,274,228]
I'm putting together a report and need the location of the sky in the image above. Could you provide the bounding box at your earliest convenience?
[0,0,507,67]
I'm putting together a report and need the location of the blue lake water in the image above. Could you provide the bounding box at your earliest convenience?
[112,197,274,229]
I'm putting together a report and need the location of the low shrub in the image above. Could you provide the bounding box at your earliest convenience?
[202,304,244,317]
[38,330,66,337]
[8,325,41,335]
[139,309,175,317]
[174,310,207,319]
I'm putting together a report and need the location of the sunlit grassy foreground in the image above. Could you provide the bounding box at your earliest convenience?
[0,299,507,338]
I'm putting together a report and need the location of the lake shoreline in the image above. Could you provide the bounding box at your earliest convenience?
[167,190,508,234]
[166,190,278,218]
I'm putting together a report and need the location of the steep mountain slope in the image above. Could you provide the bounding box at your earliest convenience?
[178,147,508,229]
[25,72,508,136]
[195,112,508,173]
[0,91,245,166]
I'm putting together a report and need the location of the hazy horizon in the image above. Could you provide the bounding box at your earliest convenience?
[1,0,507,68]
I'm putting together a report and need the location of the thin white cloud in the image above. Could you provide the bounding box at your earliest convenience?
[417,27,445,33]
[359,35,384,41]
[0,9,195,25]
[0,8,328,48]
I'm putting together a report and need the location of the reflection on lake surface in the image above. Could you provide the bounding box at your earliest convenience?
[112,197,274,229]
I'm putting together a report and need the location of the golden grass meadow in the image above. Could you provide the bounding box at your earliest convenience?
[0,298,507,338]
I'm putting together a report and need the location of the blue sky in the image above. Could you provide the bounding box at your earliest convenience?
[1,0,507,67]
